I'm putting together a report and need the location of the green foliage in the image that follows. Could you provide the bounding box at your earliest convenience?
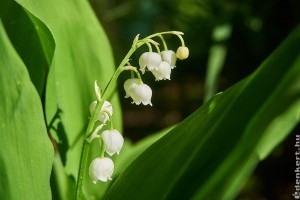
[0,0,299,199]
[15,0,122,180]
[0,21,54,200]
[103,26,300,199]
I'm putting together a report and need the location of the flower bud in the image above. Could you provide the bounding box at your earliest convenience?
[101,129,124,156]
[89,157,114,183]
[176,46,189,60]
[161,50,177,69]
[139,52,162,73]
[151,61,172,81]
[89,100,113,124]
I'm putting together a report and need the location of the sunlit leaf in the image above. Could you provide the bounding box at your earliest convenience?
[0,21,54,200]
[16,0,122,182]
[0,0,54,96]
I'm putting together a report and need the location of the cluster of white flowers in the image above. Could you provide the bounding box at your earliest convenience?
[124,41,189,106]
[87,32,188,184]
[88,82,124,184]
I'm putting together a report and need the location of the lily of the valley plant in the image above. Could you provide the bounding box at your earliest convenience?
[75,31,188,198]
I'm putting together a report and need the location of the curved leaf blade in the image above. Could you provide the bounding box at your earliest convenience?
[0,21,54,200]
[15,0,122,180]
[104,26,300,199]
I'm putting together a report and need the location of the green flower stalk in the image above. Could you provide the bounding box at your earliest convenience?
[75,31,188,199]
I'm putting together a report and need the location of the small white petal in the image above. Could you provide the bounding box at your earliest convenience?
[161,50,177,69]
[89,101,113,124]
[130,83,152,106]
[124,78,139,98]
[139,52,162,72]
[89,157,114,183]
[98,101,113,123]
[151,61,172,81]
[101,129,124,156]
[124,78,152,106]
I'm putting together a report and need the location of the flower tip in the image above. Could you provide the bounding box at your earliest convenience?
[140,68,145,74]
[94,80,101,100]
[177,31,184,35]
[107,152,114,156]
[99,177,108,182]
[133,34,140,43]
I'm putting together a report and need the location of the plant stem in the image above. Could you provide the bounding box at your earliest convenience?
[75,31,180,199]
[75,42,140,200]
[75,100,103,199]
[102,43,141,100]
[75,140,90,200]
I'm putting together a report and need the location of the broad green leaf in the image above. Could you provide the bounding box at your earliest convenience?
[0,0,54,96]
[104,26,300,199]
[0,21,54,200]
[15,0,122,182]
[114,126,174,175]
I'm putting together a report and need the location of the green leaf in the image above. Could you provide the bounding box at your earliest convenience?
[0,0,54,96]
[103,26,300,199]
[50,155,76,200]
[15,0,122,181]
[0,21,54,200]
[114,126,173,176]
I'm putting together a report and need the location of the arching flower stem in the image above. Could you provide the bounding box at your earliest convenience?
[76,31,187,199]
[159,35,168,51]
[123,66,143,84]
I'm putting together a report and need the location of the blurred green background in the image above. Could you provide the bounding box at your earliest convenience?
[89,0,299,199]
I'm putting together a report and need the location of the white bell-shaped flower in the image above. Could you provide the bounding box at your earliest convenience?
[139,52,162,74]
[161,50,177,69]
[89,157,114,183]
[151,61,172,81]
[176,46,189,60]
[130,83,152,106]
[101,129,124,156]
[89,100,113,124]
[124,78,152,106]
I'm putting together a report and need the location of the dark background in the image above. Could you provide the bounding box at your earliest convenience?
[90,0,300,199]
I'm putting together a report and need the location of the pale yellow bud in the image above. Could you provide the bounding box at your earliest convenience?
[176,46,189,60]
